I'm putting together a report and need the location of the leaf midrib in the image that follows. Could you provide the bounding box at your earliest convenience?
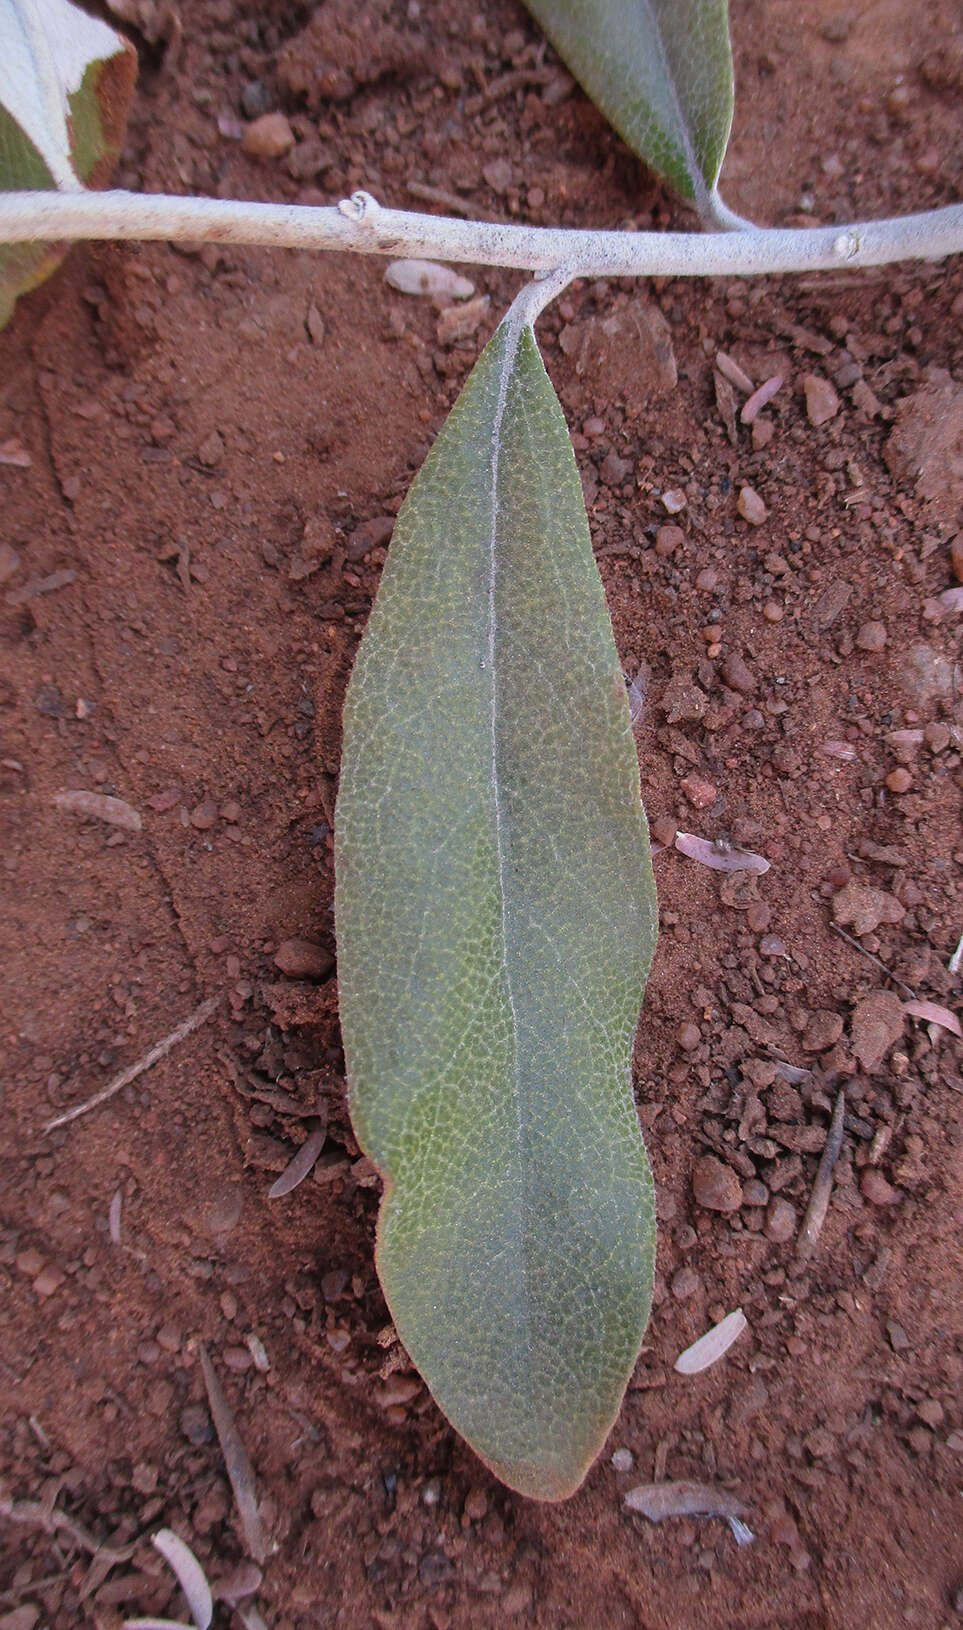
[638,0,714,214]
[487,318,535,1371]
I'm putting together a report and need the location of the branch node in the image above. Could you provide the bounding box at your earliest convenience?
[833,229,860,260]
[338,190,382,225]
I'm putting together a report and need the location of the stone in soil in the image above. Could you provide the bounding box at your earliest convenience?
[884,377,963,527]
[721,652,755,694]
[801,1009,844,1052]
[274,938,334,980]
[680,772,717,809]
[856,619,887,651]
[850,989,905,1071]
[832,878,903,937]
[764,1198,797,1243]
[242,112,295,159]
[190,799,219,829]
[801,373,840,425]
[655,524,684,556]
[692,1155,743,1213]
[661,675,707,724]
[737,485,767,525]
[670,1266,701,1299]
[860,1168,901,1206]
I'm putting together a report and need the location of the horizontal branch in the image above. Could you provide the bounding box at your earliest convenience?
[0,188,960,279]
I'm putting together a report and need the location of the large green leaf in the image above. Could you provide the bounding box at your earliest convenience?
[0,0,136,328]
[523,0,735,223]
[334,309,658,1500]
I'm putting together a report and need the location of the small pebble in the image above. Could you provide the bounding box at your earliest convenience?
[763,600,784,622]
[33,1263,65,1297]
[670,1266,701,1300]
[692,1155,743,1213]
[662,489,687,514]
[950,533,963,583]
[198,430,224,467]
[180,1404,213,1446]
[752,417,775,450]
[742,1179,769,1207]
[611,1446,634,1472]
[764,1198,797,1243]
[0,542,21,583]
[240,80,271,118]
[856,620,887,652]
[887,1319,910,1351]
[600,450,633,487]
[860,1168,900,1206]
[678,1021,701,1051]
[680,772,717,810]
[190,799,219,830]
[222,1344,253,1372]
[801,374,840,426]
[917,1399,944,1427]
[802,1010,843,1051]
[721,652,755,694]
[375,1374,421,1408]
[737,486,767,525]
[274,938,334,980]
[885,767,912,794]
[655,524,685,556]
[746,902,771,932]
[651,814,677,847]
[242,112,295,159]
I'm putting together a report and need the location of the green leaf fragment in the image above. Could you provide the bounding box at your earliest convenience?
[523,0,734,220]
[335,312,658,1500]
[0,0,136,329]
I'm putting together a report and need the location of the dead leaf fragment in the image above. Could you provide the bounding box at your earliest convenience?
[151,1529,213,1630]
[0,438,31,467]
[674,1309,748,1374]
[197,1346,268,1564]
[674,832,770,874]
[385,260,474,299]
[53,789,142,831]
[714,370,738,444]
[850,989,905,1071]
[624,1480,747,1522]
[902,999,961,1038]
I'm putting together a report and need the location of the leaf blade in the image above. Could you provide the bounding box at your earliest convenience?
[335,316,658,1499]
[0,0,136,328]
[523,0,734,218]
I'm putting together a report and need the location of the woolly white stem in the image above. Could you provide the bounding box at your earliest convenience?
[0,188,960,278]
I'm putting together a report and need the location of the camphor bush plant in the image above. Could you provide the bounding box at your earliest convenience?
[2,0,961,1501]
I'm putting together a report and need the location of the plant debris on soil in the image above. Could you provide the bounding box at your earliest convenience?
[1,1,961,1627]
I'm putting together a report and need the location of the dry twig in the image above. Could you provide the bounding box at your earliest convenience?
[197,1345,269,1565]
[43,995,220,1133]
[796,1088,847,1261]
[829,921,915,1000]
